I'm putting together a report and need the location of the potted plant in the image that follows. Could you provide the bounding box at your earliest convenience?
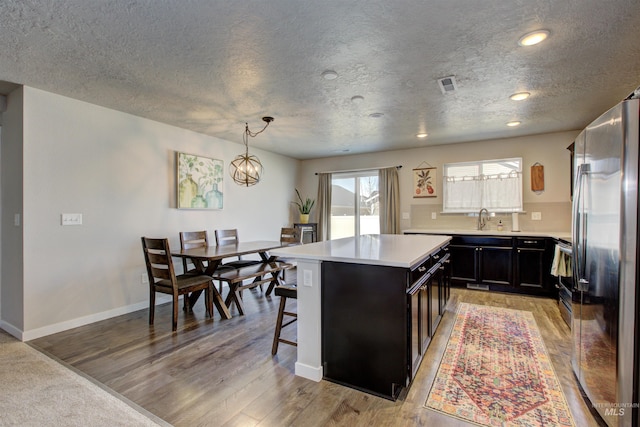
[293,189,315,223]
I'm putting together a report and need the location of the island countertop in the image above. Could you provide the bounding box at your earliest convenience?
[271,234,451,269]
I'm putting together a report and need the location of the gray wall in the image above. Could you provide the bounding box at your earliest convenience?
[1,87,24,332]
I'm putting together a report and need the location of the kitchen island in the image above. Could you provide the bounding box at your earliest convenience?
[271,233,451,400]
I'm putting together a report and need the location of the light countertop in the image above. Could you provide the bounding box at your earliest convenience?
[271,234,451,269]
[403,228,571,241]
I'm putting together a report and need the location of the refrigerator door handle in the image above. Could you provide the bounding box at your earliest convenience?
[573,163,589,283]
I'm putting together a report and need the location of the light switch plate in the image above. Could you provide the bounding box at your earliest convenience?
[431,212,437,220]
[402,212,410,220]
[61,213,83,226]
[303,269,312,287]
[531,212,542,221]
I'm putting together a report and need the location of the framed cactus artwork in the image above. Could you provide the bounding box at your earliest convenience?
[176,152,224,209]
[413,167,437,198]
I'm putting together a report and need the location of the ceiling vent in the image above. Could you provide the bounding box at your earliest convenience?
[437,76,458,94]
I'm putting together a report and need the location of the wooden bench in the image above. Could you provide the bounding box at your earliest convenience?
[212,261,294,315]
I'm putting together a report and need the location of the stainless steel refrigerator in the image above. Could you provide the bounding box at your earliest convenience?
[572,94,639,427]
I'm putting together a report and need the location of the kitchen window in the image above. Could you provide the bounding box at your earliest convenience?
[443,158,522,213]
[330,171,380,239]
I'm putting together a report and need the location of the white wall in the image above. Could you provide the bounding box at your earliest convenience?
[2,86,299,340]
[297,131,579,232]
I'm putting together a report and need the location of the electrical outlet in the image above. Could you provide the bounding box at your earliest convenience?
[431,212,437,220]
[531,212,542,221]
[402,212,410,220]
[141,273,149,284]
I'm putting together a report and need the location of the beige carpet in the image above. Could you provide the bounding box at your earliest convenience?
[0,330,170,426]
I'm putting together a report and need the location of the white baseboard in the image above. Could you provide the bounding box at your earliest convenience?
[2,296,173,342]
[0,321,24,341]
[295,362,323,382]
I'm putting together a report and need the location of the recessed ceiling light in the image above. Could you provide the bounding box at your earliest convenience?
[518,30,550,46]
[321,70,338,80]
[507,121,521,127]
[369,112,384,118]
[351,95,364,104]
[510,92,530,101]
[416,133,428,138]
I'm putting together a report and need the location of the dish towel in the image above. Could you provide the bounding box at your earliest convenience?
[550,245,572,277]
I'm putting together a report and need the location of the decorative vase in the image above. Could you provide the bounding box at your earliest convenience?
[205,183,223,209]
[299,213,310,224]
[179,173,197,208]
[191,192,208,208]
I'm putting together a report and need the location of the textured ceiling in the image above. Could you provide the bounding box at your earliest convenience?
[0,0,639,159]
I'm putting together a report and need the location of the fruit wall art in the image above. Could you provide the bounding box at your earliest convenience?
[413,167,437,198]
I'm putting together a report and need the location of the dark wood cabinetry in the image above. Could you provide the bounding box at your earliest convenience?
[449,244,478,283]
[322,243,450,400]
[479,245,513,286]
[515,238,551,290]
[408,245,449,382]
[450,236,513,287]
[449,235,554,295]
[322,262,408,399]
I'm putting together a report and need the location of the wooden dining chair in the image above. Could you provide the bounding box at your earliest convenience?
[215,228,265,295]
[141,237,214,332]
[179,231,209,273]
[179,230,216,304]
[280,227,301,246]
[180,230,232,295]
[214,229,262,268]
[278,227,300,285]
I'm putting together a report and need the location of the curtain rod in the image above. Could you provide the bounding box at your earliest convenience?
[315,165,402,175]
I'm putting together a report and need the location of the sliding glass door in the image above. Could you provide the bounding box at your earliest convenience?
[330,171,379,239]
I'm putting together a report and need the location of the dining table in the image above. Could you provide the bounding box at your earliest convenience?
[171,240,286,317]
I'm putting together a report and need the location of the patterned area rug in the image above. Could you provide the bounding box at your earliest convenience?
[425,303,575,426]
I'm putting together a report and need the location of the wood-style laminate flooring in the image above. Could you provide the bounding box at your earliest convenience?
[31,287,600,426]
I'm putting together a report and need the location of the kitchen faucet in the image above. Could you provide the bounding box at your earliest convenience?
[477,208,490,230]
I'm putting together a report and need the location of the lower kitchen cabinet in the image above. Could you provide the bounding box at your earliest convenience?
[449,244,478,283]
[450,236,513,287]
[479,245,513,286]
[409,275,431,378]
[515,237,553,292]
[449,235,554,295]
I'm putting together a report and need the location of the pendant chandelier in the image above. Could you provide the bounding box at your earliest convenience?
[230,116,273,186]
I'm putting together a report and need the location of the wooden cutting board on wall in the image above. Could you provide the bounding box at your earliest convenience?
[531,163,544,192]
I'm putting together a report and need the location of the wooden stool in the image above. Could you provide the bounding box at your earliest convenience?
[271,285,297,355]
